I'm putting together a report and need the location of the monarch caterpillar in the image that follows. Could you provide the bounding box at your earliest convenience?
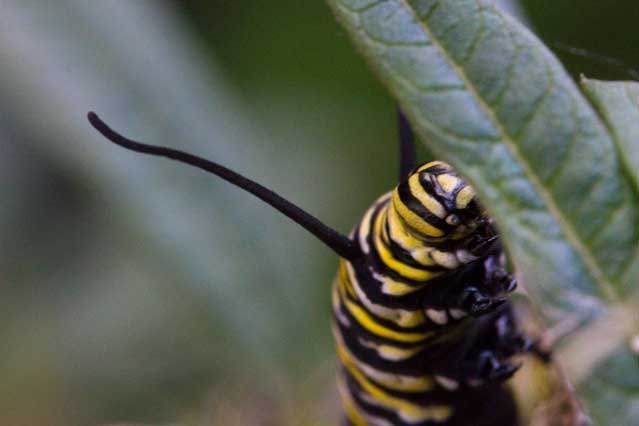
[87,110,539,426]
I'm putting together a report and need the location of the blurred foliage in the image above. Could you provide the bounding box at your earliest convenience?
[0,1,637,425]
[520,0,639,81]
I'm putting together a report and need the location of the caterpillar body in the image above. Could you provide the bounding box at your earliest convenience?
[87,110,535,426]
[334,160,527,426]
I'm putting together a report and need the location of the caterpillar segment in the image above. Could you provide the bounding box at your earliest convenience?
[333,161,529,426]
[87,109,533,426]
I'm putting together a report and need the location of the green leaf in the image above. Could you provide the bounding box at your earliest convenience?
[578,344,639,426]
[327,0,639,423]
[581,78,639,196]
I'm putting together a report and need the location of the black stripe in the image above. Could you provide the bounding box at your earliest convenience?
[334,305,466,377]
[421,163,452,176]
[388,206,480,251]
[367,243,447,290]
[343,369,453,426]
[335,290,508,378]
[366,205,449,283]
[335,318,428,376]
[341,368,404,425]
[366,205,442,284]
[448,181,467,200]
[384,219,451,272]
[334,292,431,351]
[417,172,458,213]
[350,258,428,309]
[350,254,461,312]
[397,183,452,233]
[376,210,447,274]
[341,354,473,405]
[343,365,519,426]
[338,274,433,334]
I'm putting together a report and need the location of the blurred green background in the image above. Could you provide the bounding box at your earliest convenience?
[1,1,637,425]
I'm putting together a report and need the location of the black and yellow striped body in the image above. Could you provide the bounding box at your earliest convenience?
[333,161,522,426]
[86,114,531,426]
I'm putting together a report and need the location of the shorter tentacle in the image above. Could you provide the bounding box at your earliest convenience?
[397,108,417,182]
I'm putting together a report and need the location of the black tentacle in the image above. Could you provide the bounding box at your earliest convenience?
[87,112,362,261]
[398,107,416,182]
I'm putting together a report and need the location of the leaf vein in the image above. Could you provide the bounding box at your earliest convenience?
[459,4,486,65]
[543,95,579,187]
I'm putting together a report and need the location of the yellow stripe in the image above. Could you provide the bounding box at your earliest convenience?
[431,249,460,269]
[377,344,424,361]
[373,210,441,282]
[436,174,460,193]
[374,234,440,281]
[411,247,439,266]
[337,280,432,343]
[388,206,447,269]
[338,374,367,426]
[332,281,342,313]
[392,190,445,238]
[346,263,426,328]
[379,208,392,245]
[337,345,453,423]
[340,261,358,299]
[338,377,367,426]
[335,332,434,393]
[388,208,443,269]
[408,174,447,218]
[417,160,448,173]
[337,272,355,306]
[342,299,431,343]
[381,276,424,296]
[358,337,426,361]
[455,185,475,209]
[387,204,425,250]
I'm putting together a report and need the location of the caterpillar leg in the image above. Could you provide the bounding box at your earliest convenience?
[497,295,553,363]
[494,310,532,355]
[431,253,517,319]
[470,307,537,382]
[453,286,505,316]
[482,255,518,294]
[475,350,521,382]
[463,301,557,385]
[435,306,529,383]
[451,344,522,384]
[494,306,554,363]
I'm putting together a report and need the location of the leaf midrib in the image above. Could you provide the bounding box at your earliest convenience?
[398,0,617,299]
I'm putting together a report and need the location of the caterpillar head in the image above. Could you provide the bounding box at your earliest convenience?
[391,161,486,242]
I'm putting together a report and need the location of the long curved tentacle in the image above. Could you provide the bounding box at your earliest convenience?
[87,112,362,260]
